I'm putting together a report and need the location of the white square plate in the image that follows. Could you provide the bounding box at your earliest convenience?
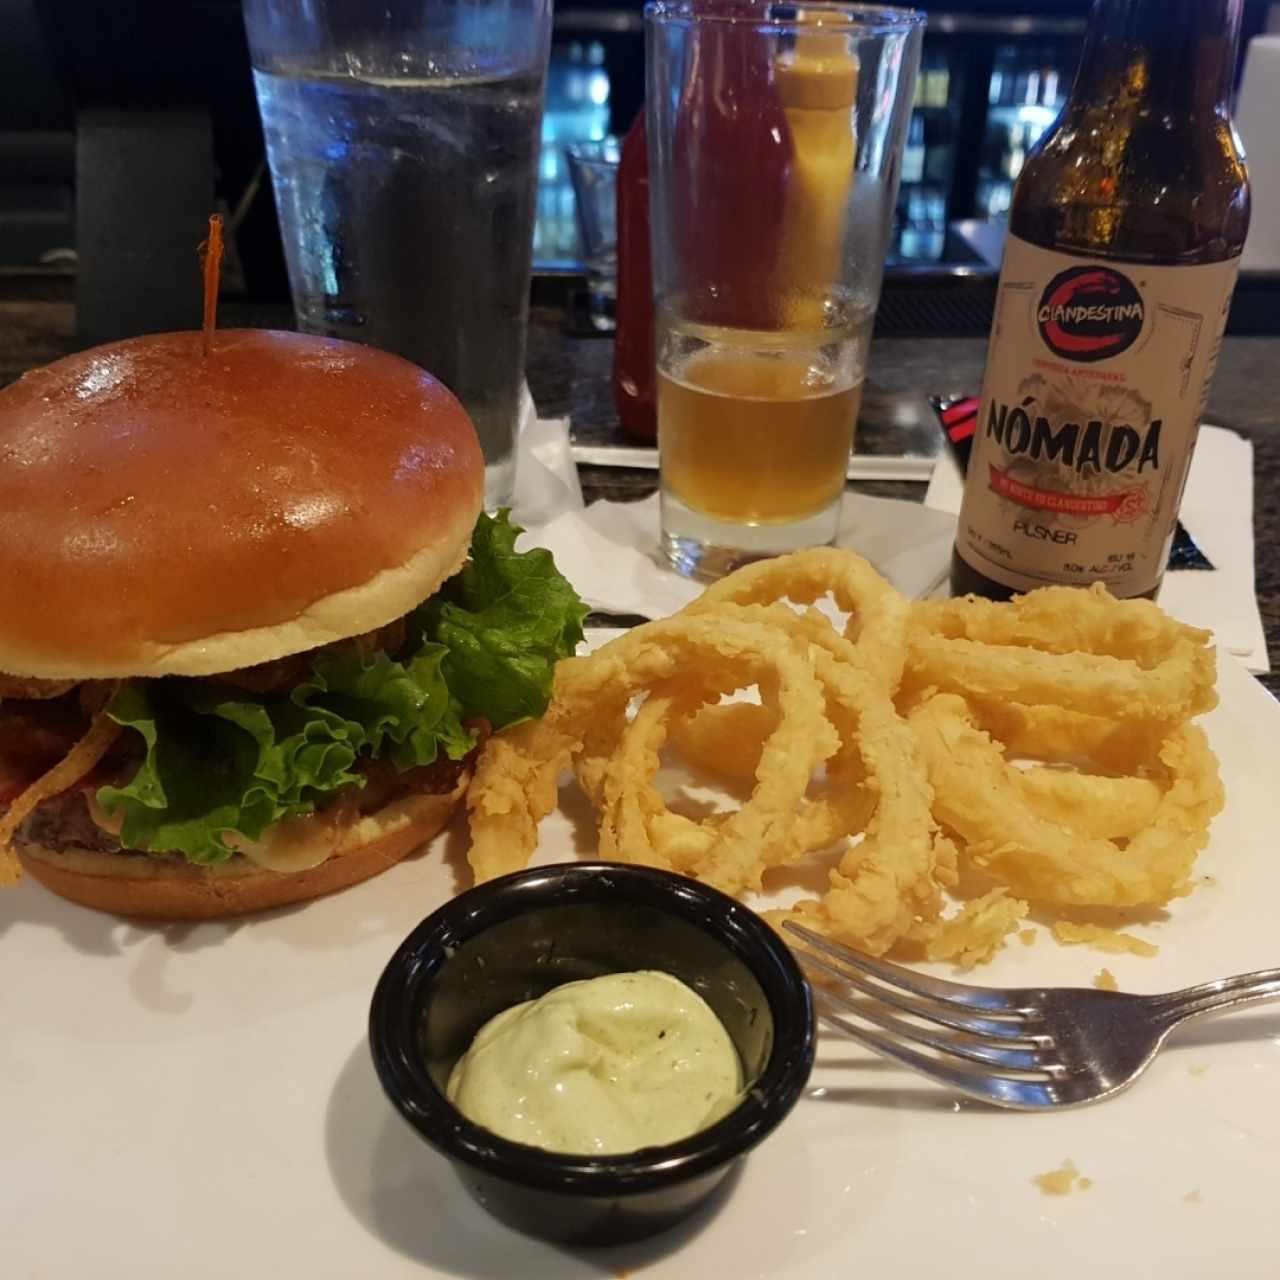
[2,638,1278,1277]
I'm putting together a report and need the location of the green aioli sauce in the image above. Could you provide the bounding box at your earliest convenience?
[446,970,743,1155]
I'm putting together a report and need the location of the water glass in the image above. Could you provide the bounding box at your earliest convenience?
[646,2,924,579]
[242,0,552,509]
[565,139,621,333]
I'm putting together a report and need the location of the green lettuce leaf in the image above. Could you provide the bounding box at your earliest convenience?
[293,643,474,771]
[96,510,585,862]
[415,509,590,730]
[97,681,364,865]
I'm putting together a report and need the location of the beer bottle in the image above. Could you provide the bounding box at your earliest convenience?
[951,0,1250,601]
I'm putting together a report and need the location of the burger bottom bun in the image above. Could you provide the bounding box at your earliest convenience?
[16,781,467,920]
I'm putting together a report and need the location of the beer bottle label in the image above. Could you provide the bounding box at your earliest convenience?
[956,234,1239,596]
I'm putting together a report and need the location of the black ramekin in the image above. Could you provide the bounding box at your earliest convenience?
[368,862,815,1247]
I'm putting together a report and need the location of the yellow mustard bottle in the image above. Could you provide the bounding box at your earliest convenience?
[773,14,859,328]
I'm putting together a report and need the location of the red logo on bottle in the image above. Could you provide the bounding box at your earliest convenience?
[1036,266,1144,363]
[988,465,1149,522]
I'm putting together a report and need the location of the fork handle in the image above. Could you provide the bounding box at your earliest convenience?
[1153,968,1280,1027]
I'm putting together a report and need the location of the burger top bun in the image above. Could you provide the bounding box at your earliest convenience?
[0,329,484,679]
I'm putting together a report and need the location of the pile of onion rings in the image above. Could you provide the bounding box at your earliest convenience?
[465,552,1222,965]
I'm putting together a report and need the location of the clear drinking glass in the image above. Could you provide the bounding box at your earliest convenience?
[646,2,924,579]
[242,0,552,509]
[565,138,621,333]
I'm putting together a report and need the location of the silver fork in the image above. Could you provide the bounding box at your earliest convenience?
[784,921,1280,1110]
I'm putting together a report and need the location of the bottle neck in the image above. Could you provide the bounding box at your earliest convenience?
[1068,0,1242,116]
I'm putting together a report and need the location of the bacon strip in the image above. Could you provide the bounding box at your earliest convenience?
[0,674,77,701]
[0,700,122,884]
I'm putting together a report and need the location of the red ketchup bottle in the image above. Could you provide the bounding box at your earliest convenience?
[611,0,790,444]
[669,3,791,330]
[612,115,656,442]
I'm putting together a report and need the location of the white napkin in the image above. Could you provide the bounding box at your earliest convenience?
[519,490,957,616]
[1237,36,1280,270]
[923,424,1269,673]
[508,388,584,528]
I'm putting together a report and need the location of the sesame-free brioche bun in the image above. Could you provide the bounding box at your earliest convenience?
[15,777,468,919]
[0,329,484,680]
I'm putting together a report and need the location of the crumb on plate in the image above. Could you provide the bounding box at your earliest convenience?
[1184,1189,1203,1204]
[1033,1159,1091,1196]
[1052,922,1158,957]
[1019,928,1037,947]
[1094,968,1118,991]
[1189,1064,1209,1078]
[923,890,1028,969]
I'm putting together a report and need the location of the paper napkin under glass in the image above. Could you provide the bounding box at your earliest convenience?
[517,484,958,623]
[508,388,585,529]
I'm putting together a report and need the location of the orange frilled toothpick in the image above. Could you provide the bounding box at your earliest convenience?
[199,213,224,356]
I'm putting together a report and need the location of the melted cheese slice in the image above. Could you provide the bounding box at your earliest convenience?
[85,789,352,873]
[222,809,347,873]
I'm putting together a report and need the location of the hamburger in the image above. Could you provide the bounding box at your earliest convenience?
[0,329,586,918]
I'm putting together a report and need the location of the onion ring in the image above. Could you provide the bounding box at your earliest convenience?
[907,584,1218,726]
[690,547,911,687]
[760,647,951,956]
[466,716,576,884]
[667,700,778,792]
[595,686,708,874]
[909,692,1223,908]
[678,602,885,853]
[605,600,889,872]
[465,548,1225,968]
[593,656,878,887]
[467,614,838,892]
[957,698,1165,774]
[1015,767,1163,840]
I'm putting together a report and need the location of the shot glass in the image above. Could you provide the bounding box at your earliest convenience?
[565,138,621,333]
[646,2,924,579]
[243,0,552,509]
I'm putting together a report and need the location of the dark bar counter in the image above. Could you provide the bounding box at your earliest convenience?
[3,290,1277,690]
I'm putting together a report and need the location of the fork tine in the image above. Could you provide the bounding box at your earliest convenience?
[814,976,1054,1073]
[785,922,1034,1012]
[797,950,1049,1044]
[812,992,1065,1110]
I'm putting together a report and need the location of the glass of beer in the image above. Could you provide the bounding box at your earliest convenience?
[646,2,924,578]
